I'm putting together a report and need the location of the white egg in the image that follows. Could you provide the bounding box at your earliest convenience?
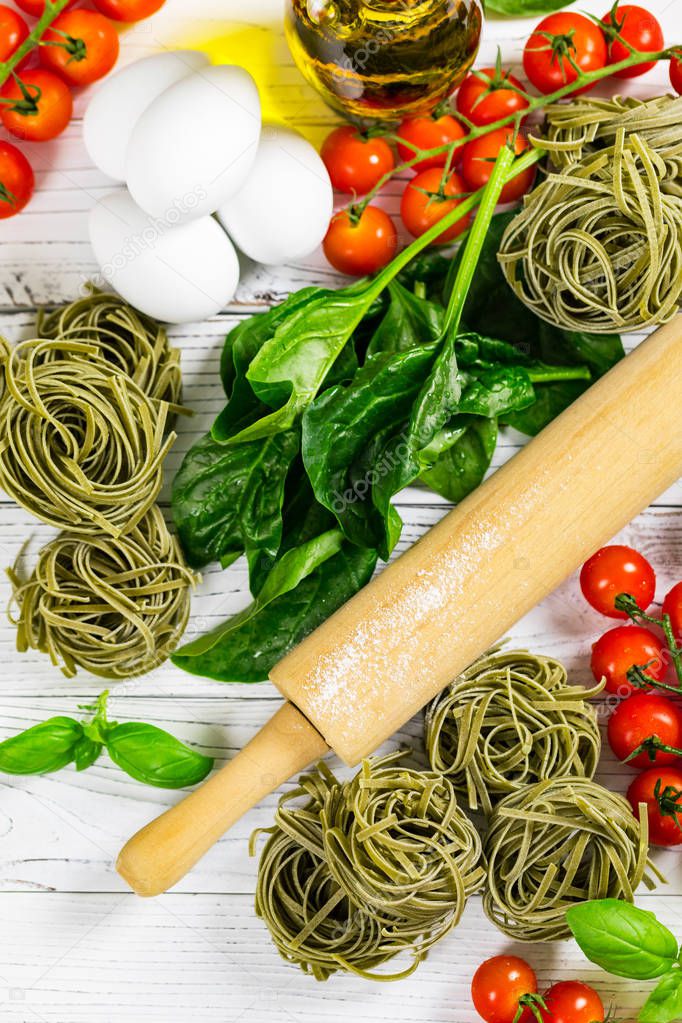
[83,50,210,182]
[216,125,333,264]
[126,65,261,223]
[88,190,239,324]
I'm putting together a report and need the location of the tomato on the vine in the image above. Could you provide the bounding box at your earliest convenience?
[608,693,682,768]
[628,766,682,846]
[580,544,656,618]
[526,981,605,1023]
[662,582,682,645]
[396,112,465,173]
[323,205,397,276]
[41,10,119,87]
[321,126,395,195]
[671,56,682,95]
[0,141,34,219]
[523,12,608,95]
[459,128,535,204]
[471,955,538,1023]
[0,5,29,66]
[591,625,666,697]
[400,167,470,244]
[14,0,77,15]
[92,0,165,21]
[602,4,664,78]
[456,66,529,127]
[0,69,73,142]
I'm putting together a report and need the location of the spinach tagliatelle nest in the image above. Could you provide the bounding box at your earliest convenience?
[425,649,603,816]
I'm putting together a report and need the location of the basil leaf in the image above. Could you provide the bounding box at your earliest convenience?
[105,723,213,789]
[73,737,103,772]
[0,717,83,774]
[567,900,679,980]
[640,970,682,1023]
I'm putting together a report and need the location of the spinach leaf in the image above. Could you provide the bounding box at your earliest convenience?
[640,971,682,1023]
[172,428,300,569]
[367,279,444,357]
[420,416,498,502]
[172,542,377,683]
[396,249,451,302]
[567,900,679,981]
[485,0,571,14]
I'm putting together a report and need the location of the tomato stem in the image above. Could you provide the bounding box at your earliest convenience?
[627,736,682,764]
[0,0,74,91]
[616,593,682,686]
[653,778,682,832]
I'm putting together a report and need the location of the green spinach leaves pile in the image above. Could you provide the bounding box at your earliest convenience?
[171,209,623,683]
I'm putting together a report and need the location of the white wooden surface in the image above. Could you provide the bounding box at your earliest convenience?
[1,1,681,1019]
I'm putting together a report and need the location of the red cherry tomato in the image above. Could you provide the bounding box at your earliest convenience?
[628,766,682,846]
[459,128,535,204]
[0,5,29,66]
[580,544,656,618]
[0,141,34,218]
[663,582,682,645]
[671,56,682,95]
[602,4,664,78]
[591,625,666,697]
[92,0,165,21]
[323,205,397,277]
[400,168,470,244]
[396,113,466,173]
[523,12,608,95]
[471,956,538,1023]
[608,693,682,768]
[320,126,395,195]
[456,66,529,127]
[41,11,119,87]
[530,981,605,1023]
[0,69,73,142]
[14,0,77,15]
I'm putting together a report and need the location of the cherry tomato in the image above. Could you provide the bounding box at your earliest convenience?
[323,205,397,277]
[628,766,682,846]
[523,12,608,95]
[396,113,466,173]
[92,0,165,21]
[456,66,529,127]
[671,56,682,95]
[662,582,682,645]
[459,128,535,204]
[0,141,34,219]
[0,69,73,142]
[591,625,666,697]
[14,0,77,15]
[41,11,119,87]
[471,955,538,1023]
[531,981,605,1023]
[320,126,394,196]
[400,168,470,244]
[580,544,656,618]
[0,5,29,66]
[602,4,664,78]
[608,693,682,768]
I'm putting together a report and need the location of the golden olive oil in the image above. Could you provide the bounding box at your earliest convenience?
[285,0,483,123]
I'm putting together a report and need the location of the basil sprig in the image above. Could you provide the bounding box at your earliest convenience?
[0,692,213,789]
[567,900,682,1023]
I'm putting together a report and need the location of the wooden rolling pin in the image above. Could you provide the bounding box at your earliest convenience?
[118,315,682,897]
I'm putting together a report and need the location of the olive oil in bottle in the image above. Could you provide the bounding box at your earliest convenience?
[285,0,483,123]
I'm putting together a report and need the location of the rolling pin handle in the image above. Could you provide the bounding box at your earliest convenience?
[116,701,329,897]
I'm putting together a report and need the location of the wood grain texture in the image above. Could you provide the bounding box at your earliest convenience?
[0,0,681,1018]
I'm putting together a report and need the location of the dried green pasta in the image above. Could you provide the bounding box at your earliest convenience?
[483,776,661,943]
[425,650,603,816]
[499,98,682,333]
[252,752,484,981]
[0,338,174,536]
[8,506,195,678]
[36,287,185,413]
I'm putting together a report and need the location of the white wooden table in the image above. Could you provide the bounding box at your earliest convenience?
[1,1,681,1019]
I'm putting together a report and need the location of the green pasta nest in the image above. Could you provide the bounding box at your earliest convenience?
[483,776,660,943]
[499,95,682,333]
[425,650,602,815]
[9,506,195,679]
[252,752,484,981]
